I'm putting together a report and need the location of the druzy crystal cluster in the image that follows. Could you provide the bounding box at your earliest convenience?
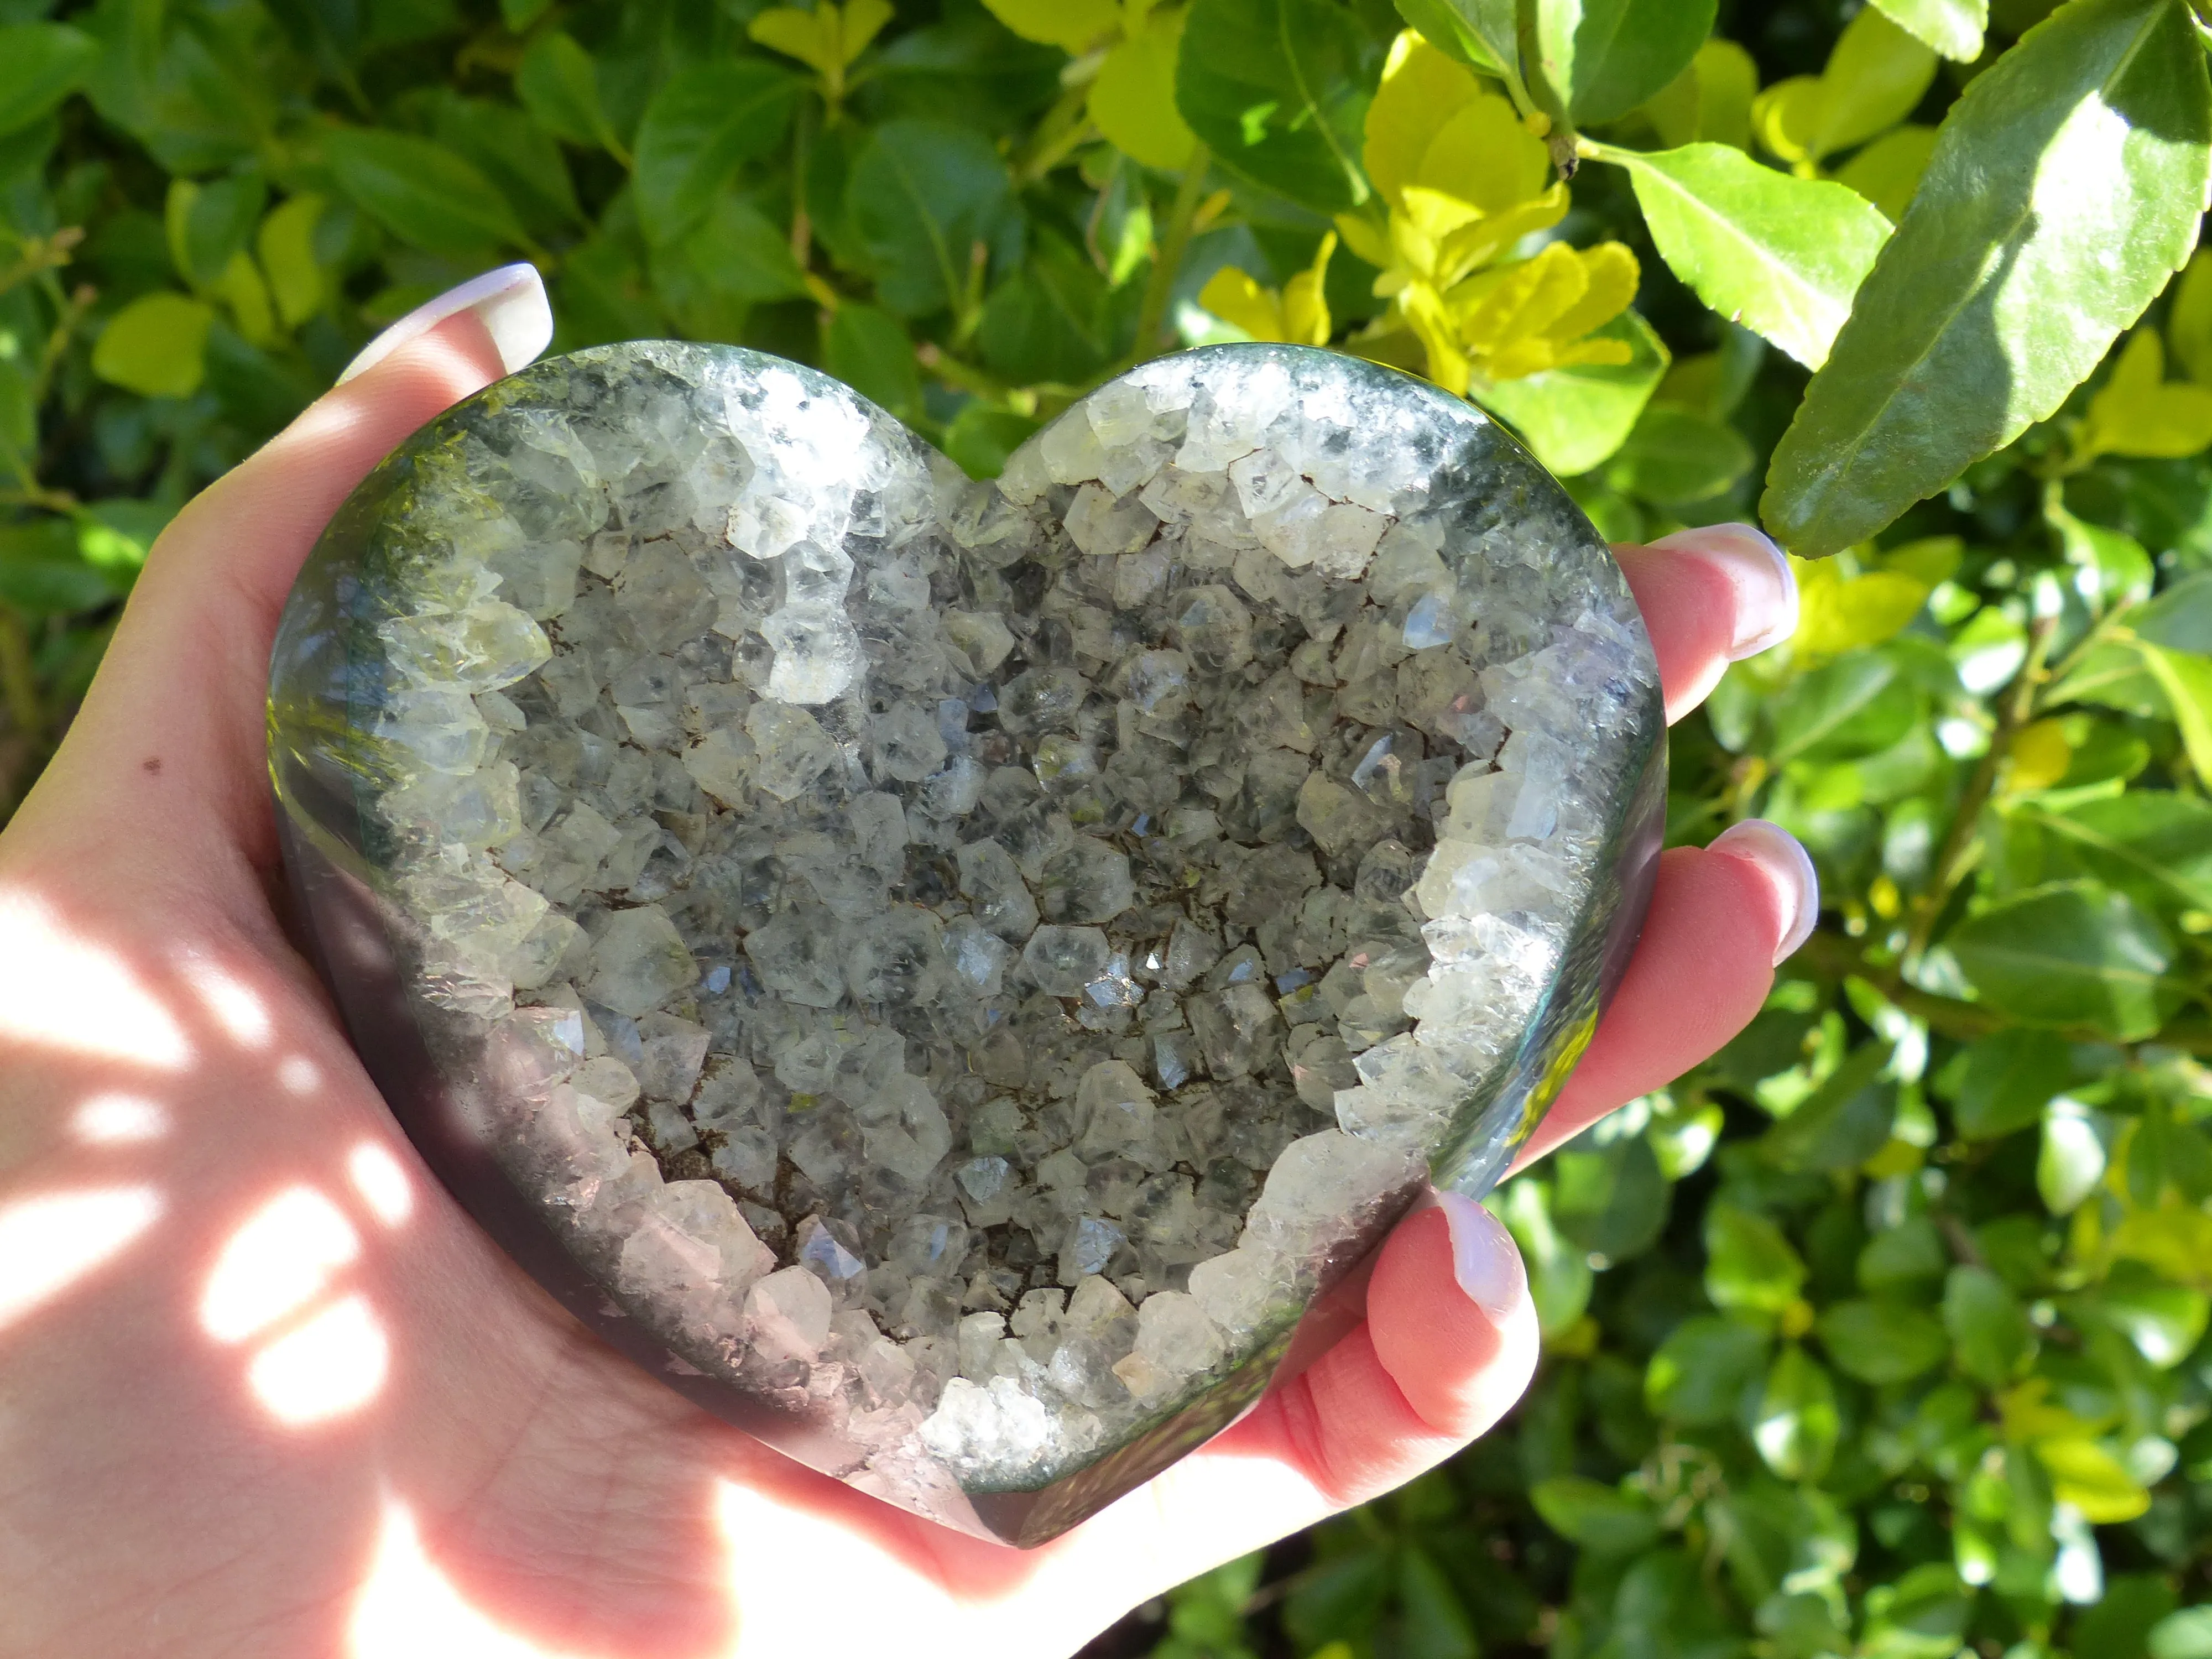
[269,341,1662,1542]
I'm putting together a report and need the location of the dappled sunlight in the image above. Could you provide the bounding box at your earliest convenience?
[247,1292,389,1426]
[349,1500,626,1659]
[180,956,275,1048]
[70,1092,169,1144]
[200,1185,360,1345]
[0,1185,163,1331]
[348,1143,414,1227]
[0,893,192,1070]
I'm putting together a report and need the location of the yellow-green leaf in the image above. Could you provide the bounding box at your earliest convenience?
[2034,1437,2151,1523]
[2169,247,2212,384]
[2084,331,2212,459]
[1790,556,1931,660]
[256,194,325,328]
[983,0,1121,52]
[749,8,839,77]
[1833,123,1937,221]
[1090,7,1197,171]
[2135,640,2212,782]
[213,249,275,347]
[91,292,216,399]
[1872,0,1987,62]
[1814,6,1938,158]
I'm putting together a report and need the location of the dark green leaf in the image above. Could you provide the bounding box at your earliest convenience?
[1769,653,1907,760]
[1645,1314,1768,1422]
[0,22,96,137]
[1944,1265,2033,1383]
[0,518,122,614]
[977,237,1119,388]
[2030,791,2212,914]
[1947,880,2182,1041]
[1533,0,1718,127]
[632,60,799,247]
[2070,1574,2180,1659]
[1764,1041,1896,1171]
[1949,1027,2071,1139]
[822,304,924,423]
[324,127,532,258]
[1176,0,1374,213]
[1396,1545,1478,1659]
[1764,0,2212,556]
[1528,1475,1663,1553]
[167,175,266,291]
[845,119,1016,318]
[1858,1215,1947,1292]
[515,30,623,156]
[1815,1298,1949,1383]
[1551,1134,1670,1262]
[649,196,809,340]
[1391,0,1516,75]
[432,93,585,237]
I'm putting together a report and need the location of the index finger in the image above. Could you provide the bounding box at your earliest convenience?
[1615,523,1798,724]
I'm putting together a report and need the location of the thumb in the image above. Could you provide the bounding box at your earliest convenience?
[6,268,549,898]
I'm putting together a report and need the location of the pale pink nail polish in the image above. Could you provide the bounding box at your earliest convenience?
[1432,1189,1526,1318]
[336,263,552,386]
[1653,522,1798,660]
[1710,818,1820,963]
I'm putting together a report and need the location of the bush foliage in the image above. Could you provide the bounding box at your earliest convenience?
[2,0,2210,1653]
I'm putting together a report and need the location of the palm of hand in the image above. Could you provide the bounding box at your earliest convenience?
[0,316,1804,1658]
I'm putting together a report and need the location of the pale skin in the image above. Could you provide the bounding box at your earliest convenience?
[0,312,1806,1658]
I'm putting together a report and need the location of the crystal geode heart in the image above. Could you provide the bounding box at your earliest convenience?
[269,341,1663,1545]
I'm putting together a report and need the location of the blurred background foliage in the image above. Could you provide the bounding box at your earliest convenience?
[1,0,2210,1654]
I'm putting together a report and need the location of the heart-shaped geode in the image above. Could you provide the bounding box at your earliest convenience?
[269,342,1663,1545]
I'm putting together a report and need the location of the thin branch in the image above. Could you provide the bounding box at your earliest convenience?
[1129,144,1212,368]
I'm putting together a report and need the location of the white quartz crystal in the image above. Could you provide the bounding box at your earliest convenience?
[351,341,1656,1510]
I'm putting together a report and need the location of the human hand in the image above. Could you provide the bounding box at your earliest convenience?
[0,269,1814,1658]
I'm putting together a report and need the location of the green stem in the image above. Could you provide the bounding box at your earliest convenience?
[1902,616,2056,966]
[1130,144,1212,367]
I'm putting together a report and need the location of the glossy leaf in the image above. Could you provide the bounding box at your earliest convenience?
[1391,0,1517,76]
[1704,1203,1808,1316]
[1763,0,2212,556]
[1531,0,1718,127]
[1948,880,2182,1041]
[1815,1298,1949,1383]
[632,61,800,246]
[1752,1344,1840,1479]
[1177,0,1373,212]
[1812,6,1937,155]
[1595,142,1892,371]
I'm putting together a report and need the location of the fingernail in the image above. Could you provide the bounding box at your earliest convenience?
[1653,522,1797,660]
[1710,818,1820,964]
[337,263,552,386]
[1432,1189,1526,1319]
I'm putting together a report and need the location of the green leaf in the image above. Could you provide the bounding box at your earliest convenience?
[1552,1133,1669,1261]
[2099,1261,2210,1368]
[1752,1343,1840,1479]
[1532,0,1717,127]
[515,30,625,158]
[1603,405,1754,505]
[846,119,1016,319]
[2135,641,2212,783]
[1769,653,1906,760]
[1944,1265,2034,1383]
[1391,0,1517,77]
[1948,880,2182,1041]
[1762,0,2212,556]
[433,93,585,237]
[1645,1314,1768,1423]
[1949,1027,2072,1139]
[2030,791,2212,913]
[1396,1545,1478,1659]
[2151,1608,2212,1659]
[1090,9,1198,173]
[0,22,96,137]
[91,291,215,399]
[1529,1475,1663,1554]
[977,234,1119,387]
[324,128,532,259]
[1832,122,1939,221]
[1704,1203,1808,1316]
[1593,142,1892,371]
[1176,0,1373,213]
[632,60,800,247]
[255,194,325,328]
[2071,1574,2180,1659]
[1764,1040,1898,1171]
[0,518,120,614]
[822,304,924,424]
[2131,570,2212,654]
[943,405,1041,480]
[2168,247,2212,384]
[2039,1097,2110,1213]
[501,0,552,30]
[1815,1298,1949,1383]
[165,175,266,293]
[1474,307,1667,476]
[1873,0,1988,59]
[649,196,810,341]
